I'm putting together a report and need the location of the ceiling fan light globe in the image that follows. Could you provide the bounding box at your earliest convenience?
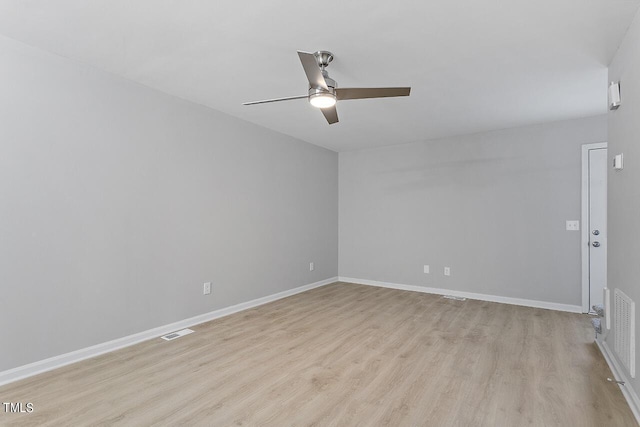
[309,93,337,109]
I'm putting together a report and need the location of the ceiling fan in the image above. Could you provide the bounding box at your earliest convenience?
[243,51,411,125]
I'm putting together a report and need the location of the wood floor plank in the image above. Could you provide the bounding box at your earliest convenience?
[0,282,636,426]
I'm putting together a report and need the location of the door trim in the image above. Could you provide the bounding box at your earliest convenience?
[581,142,607,313]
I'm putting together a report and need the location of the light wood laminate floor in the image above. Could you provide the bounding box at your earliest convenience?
[0,282,636,426]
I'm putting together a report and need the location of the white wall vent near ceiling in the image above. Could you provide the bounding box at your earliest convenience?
[609,81,621,110]
[614,289,635,378]
[161,328,194,341]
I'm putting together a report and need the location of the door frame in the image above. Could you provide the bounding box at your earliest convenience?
[581,142,607,313]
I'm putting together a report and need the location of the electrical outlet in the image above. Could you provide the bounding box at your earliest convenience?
[203,282,211,295]
[423,265,430,274]
[566,220,580,231]
[444,267,451,276]
[309,262,314,271]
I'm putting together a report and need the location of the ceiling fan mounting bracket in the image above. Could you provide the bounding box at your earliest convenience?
[314,51,334,69]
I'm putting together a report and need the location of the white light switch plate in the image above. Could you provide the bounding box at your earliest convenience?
[566,220,580,231]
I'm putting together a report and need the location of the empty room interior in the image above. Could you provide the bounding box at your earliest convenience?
[2,1,640,425]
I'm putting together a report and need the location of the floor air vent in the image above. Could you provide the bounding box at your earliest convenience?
[161,329,194,341]
[443,295,467,301]
[614,289,635,378]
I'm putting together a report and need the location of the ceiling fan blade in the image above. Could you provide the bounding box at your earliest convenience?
[298,51,328,90]
[242,95,308,106]
[335,87,411,101]
[321,106,339,125]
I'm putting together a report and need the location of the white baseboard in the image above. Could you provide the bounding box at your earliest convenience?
[596,340,640,424]
[0,277,338,387]
[338,277,582,313]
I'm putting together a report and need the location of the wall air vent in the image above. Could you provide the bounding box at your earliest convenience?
[161,329,194,341]
[614,289,635,378]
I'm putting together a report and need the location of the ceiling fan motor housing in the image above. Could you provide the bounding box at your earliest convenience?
[308,86,336,108]
[308,64,337,109]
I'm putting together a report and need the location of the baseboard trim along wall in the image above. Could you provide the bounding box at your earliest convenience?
[338,277,582,313]
[0,277,338,387]
[596,340,640,424]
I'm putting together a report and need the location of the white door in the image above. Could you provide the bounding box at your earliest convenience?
[588,147,607,312]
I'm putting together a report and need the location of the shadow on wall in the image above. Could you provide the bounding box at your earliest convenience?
[376,154,574,193]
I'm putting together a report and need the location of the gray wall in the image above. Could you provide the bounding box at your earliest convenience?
[606,8,640,400]
[0,36,338,372]
[339,116,607,305]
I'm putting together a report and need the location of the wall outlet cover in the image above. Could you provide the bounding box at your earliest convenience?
[203,282,212,295]
[423,265,429,274]
[566,220,580,231]
[444,267,451,276]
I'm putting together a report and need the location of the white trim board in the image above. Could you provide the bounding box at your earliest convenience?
[0,277,338,387]
[338,277,582,313]
[581,142,608,313]
[596,340,640,424]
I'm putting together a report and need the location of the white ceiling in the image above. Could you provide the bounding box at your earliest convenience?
[0,1,638,152]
